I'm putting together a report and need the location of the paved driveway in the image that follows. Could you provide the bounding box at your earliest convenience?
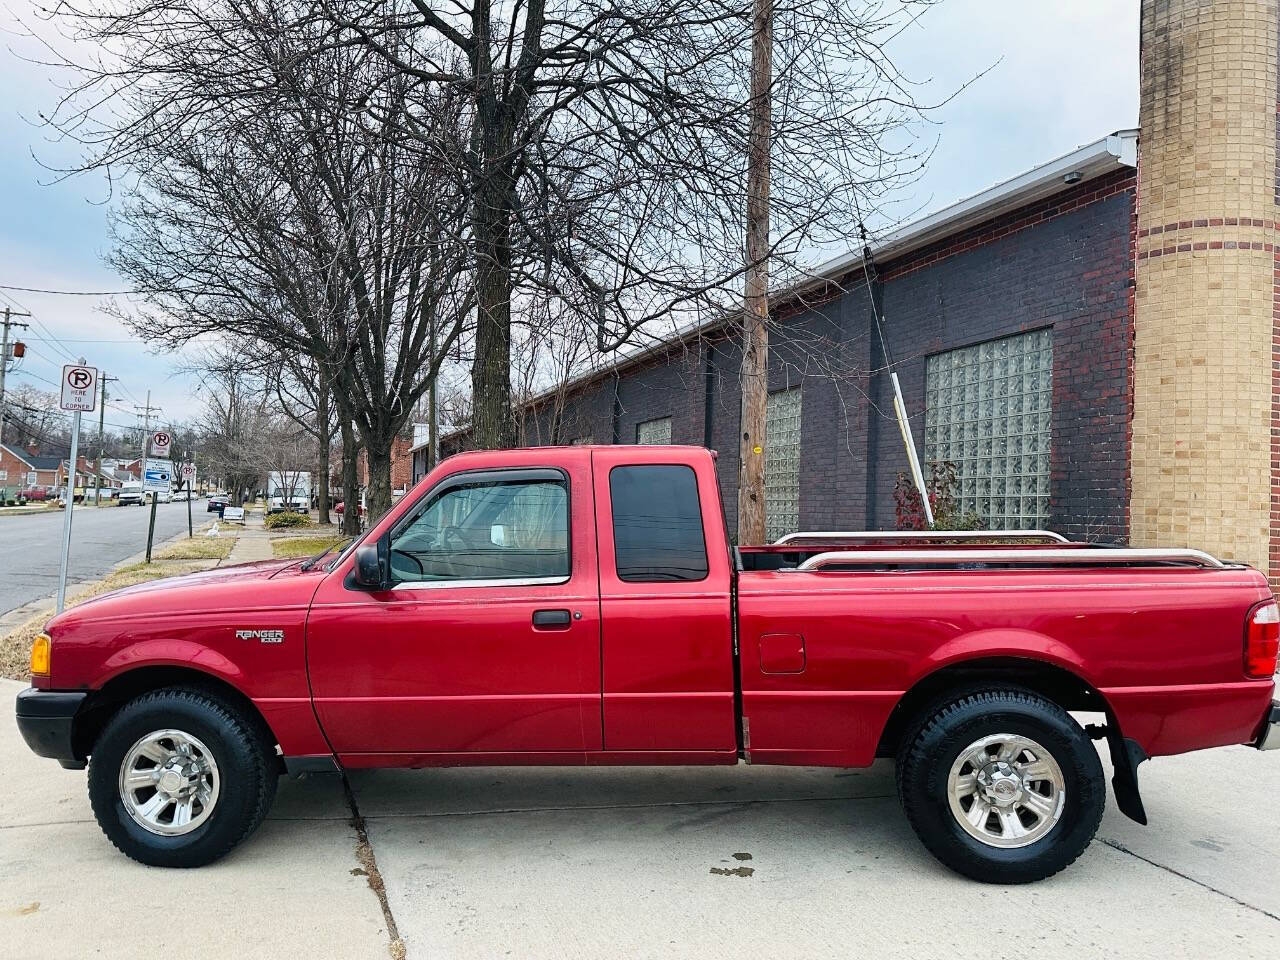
[4,672,1279,959]
[0,501,200,616]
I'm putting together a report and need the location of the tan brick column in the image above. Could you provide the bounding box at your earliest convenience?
[1131,0,1278,574]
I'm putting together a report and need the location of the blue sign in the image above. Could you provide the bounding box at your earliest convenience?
[143,457,172,492]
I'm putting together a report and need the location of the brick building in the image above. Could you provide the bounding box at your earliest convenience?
[0,443,62,492]
[446,130,1139,544]
[443,2,1280,580]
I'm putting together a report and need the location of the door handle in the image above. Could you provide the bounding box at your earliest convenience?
[532,609,572,629]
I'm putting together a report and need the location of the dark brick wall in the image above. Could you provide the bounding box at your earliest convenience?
[501,169,1137,542]
[614,345,705,445]
[867,182,1136,540]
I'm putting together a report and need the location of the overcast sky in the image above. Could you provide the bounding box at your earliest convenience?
[0,1,1139,428]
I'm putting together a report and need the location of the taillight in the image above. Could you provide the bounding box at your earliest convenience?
[1245,601,1280,678]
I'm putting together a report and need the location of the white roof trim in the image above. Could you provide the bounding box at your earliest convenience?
[796,129,1138,290]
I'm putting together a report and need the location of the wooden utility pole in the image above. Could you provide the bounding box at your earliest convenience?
[738,0,772,544]
[93,372,117,506]
[0,305,32,459]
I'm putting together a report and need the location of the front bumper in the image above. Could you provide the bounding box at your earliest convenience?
[15,688,87,763]
[1257,701,1280,751]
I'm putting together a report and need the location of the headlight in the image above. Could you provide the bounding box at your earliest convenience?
[30,633,51,677]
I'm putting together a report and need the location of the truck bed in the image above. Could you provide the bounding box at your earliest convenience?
[735,533,1273,765]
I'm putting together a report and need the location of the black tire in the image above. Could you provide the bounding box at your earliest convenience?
[87,689,278,867]
[897,689,1104,884]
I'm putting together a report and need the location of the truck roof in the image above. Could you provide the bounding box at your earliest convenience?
[443,444,715,464]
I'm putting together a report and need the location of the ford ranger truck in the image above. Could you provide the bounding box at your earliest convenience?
[15,446,1280,882]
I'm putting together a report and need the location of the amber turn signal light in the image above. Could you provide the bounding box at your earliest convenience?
[30,633,51,677]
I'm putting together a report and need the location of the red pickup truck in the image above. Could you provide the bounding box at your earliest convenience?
[16,446,1280,882]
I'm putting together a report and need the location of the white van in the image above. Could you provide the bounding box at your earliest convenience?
[118,482,145,507]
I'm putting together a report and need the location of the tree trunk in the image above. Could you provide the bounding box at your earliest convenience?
[364,439,392,524]
[316,379,332,526]
[470,177,514,450]
[340,418,361,536]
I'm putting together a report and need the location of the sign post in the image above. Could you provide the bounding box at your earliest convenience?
[142,443,172,563]
[181,462,196,537]
[57,362,98,612]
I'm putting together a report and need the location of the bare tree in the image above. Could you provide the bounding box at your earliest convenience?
[42,2,475,519]
[1,384,67,449]
[268,354,338,524]
[39,0,946,513]
[196,355,271,506]
[254,417,317,512]
[324,0,940,448]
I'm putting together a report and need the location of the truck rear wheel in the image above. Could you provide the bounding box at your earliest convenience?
[897,689,1104,883]
[87,689,277,867]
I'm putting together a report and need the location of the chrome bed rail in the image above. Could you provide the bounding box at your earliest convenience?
[773,529,1071,545]
[793,546,1228,571]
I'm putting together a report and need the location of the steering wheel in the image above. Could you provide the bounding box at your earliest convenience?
[440,526,468,551]
[437,526,469,578]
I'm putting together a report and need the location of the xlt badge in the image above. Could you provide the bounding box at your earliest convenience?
[235,629,284,644]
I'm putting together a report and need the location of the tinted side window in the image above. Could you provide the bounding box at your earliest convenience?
[609,465,709,582]
[390,478,569,583]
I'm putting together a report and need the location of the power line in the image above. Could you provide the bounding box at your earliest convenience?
[22,336,137,344]
[0,288,35,314]
[6,394,146,433]
[0,283,143,296]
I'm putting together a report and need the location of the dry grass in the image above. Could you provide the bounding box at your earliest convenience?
[0,529,239,681]
[271,534,348,559]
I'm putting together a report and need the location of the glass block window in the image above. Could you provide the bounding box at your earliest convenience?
[924,329,1052,529]
[635,416,673,444]
[764,387,802,542]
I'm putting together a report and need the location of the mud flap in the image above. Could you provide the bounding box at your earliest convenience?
[1105,716,1148,825]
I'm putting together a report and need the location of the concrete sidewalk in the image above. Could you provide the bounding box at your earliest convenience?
[0,679,390,959]
[348,756,1280,959]
[225,514,274,564]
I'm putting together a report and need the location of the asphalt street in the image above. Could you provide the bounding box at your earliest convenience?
[0,501,202,616]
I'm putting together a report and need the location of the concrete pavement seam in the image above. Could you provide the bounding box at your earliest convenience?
[342,774,406,960]
[1099,837,1280,922]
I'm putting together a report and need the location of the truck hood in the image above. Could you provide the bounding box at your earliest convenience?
[51,557,321,625]
[109,558,306,597]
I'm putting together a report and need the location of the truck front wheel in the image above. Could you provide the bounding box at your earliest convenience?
[87,689,277,867]
[897,689,1105,883]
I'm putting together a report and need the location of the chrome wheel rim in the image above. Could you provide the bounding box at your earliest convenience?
[947,733,1065,848]
[118,729,220,836]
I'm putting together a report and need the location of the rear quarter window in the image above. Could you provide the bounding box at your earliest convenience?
[609,464,709,582]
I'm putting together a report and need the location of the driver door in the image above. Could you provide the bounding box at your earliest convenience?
[306,462,602,758]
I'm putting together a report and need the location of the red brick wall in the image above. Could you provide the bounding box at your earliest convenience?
[356,434,416,492]
[0,448,55,489]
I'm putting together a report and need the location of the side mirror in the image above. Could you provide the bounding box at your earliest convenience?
[352,543,385,590]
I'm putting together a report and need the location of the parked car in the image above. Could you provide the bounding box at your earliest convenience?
[15,446,1280,881]
[19,486,51,501]
[155,489,172,504]
[334,500,364,518]
[117,483,146,507]
[206,493,230,513]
